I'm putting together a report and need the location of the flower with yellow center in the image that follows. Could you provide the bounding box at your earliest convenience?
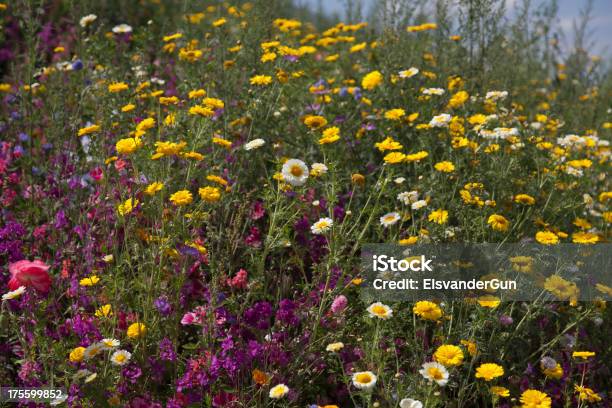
[405,151,429,162]
[326,342,344,352]
[117,198,139,216]
[477,295,501,308]
[69,347,86,363]
[110,350,131,366]
[544,275,578,301]
[572,351,595,360]
[475,363,504,381]
[419,362,448,386]
[385,108,405,120]
[311,217,333,234]
[574,385,602,403]
[108,82,128,93]
[460,339,477,356]
[380,212,401,227]
[268,384,289,399]
[126,322,146,339]
[367,302,393,319]
[303,115,328,129]
[95,304,112,318]
[319,126,340,144]
[433,345,464,367]
[434,161,455,173]
[520,389,551,408]
[361,70,383,90]
[413,301,443,321]
[375,136,403,151]
[487,214,510,232]
[169,190,193,206]
[490,386,510,397]
[535,231,559,245]
[250,75,272,86]
[78,124,100,137]
[571,232,599,244]
[116,137,142,155]
[514,194,535,205]
[198,186,221,203]
[144,182,163,196]
[352,371,377,390]
[121,103,136,112]
[281,159,309,187]
[2,286,26,301]
[428,209,448,224]
[79,275,100,287]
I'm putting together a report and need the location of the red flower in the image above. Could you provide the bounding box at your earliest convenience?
[8,260,52,292]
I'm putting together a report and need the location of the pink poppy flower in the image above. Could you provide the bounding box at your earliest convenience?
[8,260,52,292]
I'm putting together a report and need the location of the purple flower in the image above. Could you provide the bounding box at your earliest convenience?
[154,296,172,316]
[330,295,348,314]
[122,364,142,383]
[159,338,177,362]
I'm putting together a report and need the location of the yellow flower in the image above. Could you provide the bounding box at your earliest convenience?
[79,275,100,287]
[520,389,551,408]
[212,17,227,27]
[163,33,182,42]
[250,75,273,86]
[326,342,344,352]
[405,151,429,162]
[170,190,193,206]
[433,344,464,367]
[78,124,100,137]
[535,231,559,245]
[361,70,383,90]
[460,339,477,356]
[269,384,289,399]
[384,108,405,120]
[448,90,469,108]
[95,304,112,318]
[69,346,86,363]
[117,198,139,216]
[207,175,228,187]
[212,137,232,149]
[189,105,215,117]
[428,209,448,224]
[319,126,340,144]
[252,369,269,385]
[126,322,146,339]
[541,363,563,379]
[491,386,510,397]
[574,385,602,402]
[487,214,510,232]
[571,232,599,244]
[108,82,129,93]
[303,115,328,129]
[413,301,443,321]
[116,137,142,155]
[475,363,504,381]
[477,295,501,308]
[159,96,179,105]
[198,186,221,202]
[434,161,455,173]
[572,351,595,359]
[144,182,163,195]
[544,275,579,301]
[383,152,406,164]
[152,141,187,159]
[375,136,403,151]
[188,89,207,99]
[514,194,535,205]
[121,103,136,112]
[399,236,418,245]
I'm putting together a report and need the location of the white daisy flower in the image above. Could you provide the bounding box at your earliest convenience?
[281,159,309,186]
[84,342,104,360]
[485,90,508,101]
[2,286,25,301]
[352,371,377,390]
[419,362,449,386]
[326,342,344,352]
[269,383,289,399]
[380,212,401,227]
[112,24,133,34]
[367,302,393,319]
[399,67,419,78]
[100,338,120,350]
[422,87,445,96]
[429,113,452,128]
[400,398,423,408]
[110,350,132,366]
[310,162,328,176]
[79,14,97,28]
[244,138,265,151]
[411,200,427,210]
[398,191,419,205]
[311,217,333,234]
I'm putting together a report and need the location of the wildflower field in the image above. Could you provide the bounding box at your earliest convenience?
[0,0,611,406]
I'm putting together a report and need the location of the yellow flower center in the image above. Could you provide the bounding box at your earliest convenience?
[428,367,443,380]
[355,373,372,383]
[290,165,303,177]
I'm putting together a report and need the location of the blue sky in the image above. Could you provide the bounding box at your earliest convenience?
[297,0,611,56]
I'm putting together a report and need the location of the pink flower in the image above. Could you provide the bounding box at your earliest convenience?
[330,295,348,314]
[8,260,52,292]
[227,269,248,289]
[181,312,197,325]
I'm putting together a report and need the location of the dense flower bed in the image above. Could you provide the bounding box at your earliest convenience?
[0,1,610,407]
